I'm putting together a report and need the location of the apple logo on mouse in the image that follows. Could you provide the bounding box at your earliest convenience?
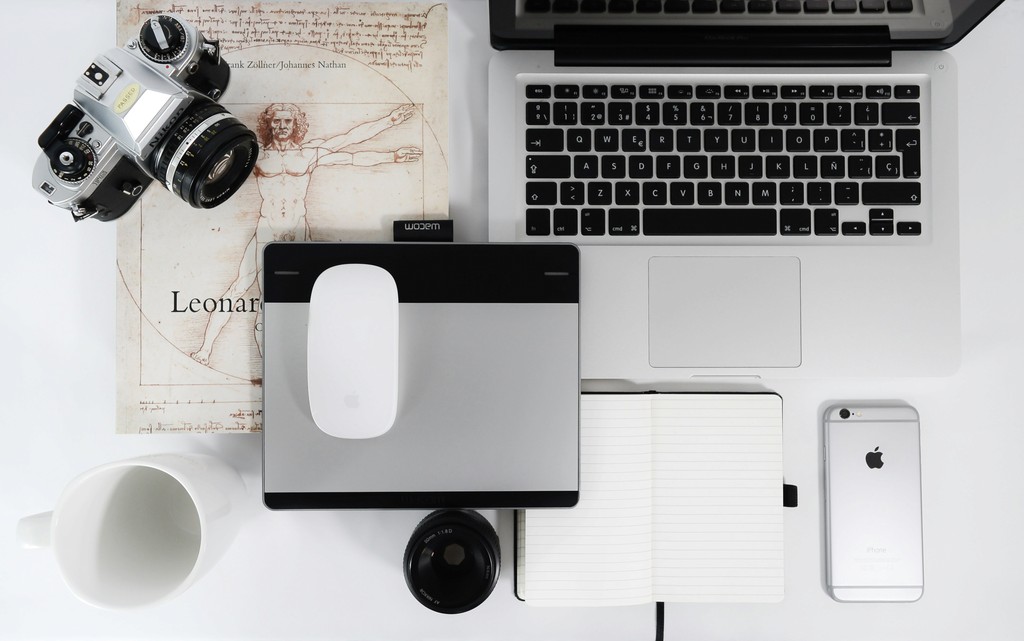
[865,447,884,469]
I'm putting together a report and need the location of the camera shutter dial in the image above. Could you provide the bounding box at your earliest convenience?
[48,139,95,183]
[139,15,189,63]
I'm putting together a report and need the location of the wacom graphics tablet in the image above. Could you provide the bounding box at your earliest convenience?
[262,242,580,509]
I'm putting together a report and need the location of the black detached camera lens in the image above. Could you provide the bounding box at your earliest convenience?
[839,408,851,419]
[403,510,500,614]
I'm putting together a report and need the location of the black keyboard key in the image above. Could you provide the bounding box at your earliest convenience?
[609,102,633,125]
[527,155,571,179]
[745,102,771,126]
[637,0,664,11]
[677,129,702,151]
[860,0,885,11]
[581,103,606,126]
[786,129,811,152]
[782,85,806,99]
[553,0,581,11]
[594,129,619,151]
[698,182,723,205]
[814,208,839,235]
[841,128,866,152]
[567,129,592,151]
[526,129,564,151]
[705,129,730,152]
[527,182,558,205]
[724,182,750,205]
[866,85,891,99]
[670,182,695,205]
[693,0,719,12]
[781,209,812,235]
[897,221,922,235]
[753,85,779,99]
[820,155,845,178]
[772,102,797,126]
[875,155,901,178]
[732,129,757,152]
[581,209,606,235]
[832,0,856,11]
[804,0,829,11]
[752,182,777,205]
[842,221,866,235]
[629,155,654,178]
[526,85,551,99]
[665,0,692,11]
[526,209,550,235]
[711,155,736,178]
[897,129,922,178]
[609,209,641,235]
[793,155,818,179]
[527,102,551,125]
[814,129,839,152]
[656,155,682,179]
[868,129,893,152]
[663,102,687,125]
[888,0,913,11]
[869,220,894,235]
[691,102,716,125]
[799,102,825,126]
[555,84,580,98]
[848,155,873,178]
[759,129,784,152]
[609,0,636,11]
[553,209,578,235]
[748,0,774,11]
[721,0,746,12]
[583,85,609,99]
[835,182,859,205]
[668,85,694,99]
[623,129,648,152]
[602,155,627,178]
[827,102,852,125]
[560,181,585,205]
[582,0,609,11]
[726,85,750,99]
[854,102,879,126]
[588,181,613,205]
[574,154,600,178]
[683,155,709,178]
[739,156,763,179]
[882,102,921,125]
[644,208,777,235]
[640,85,665,99]
[810,85,835,99]
[615,182,640,204]
[776,0,801,12]
[780,182,804,205]
[554,102,578,125]
[643,182,668,205]
[838,85,863,99]
[894,85,921,99]
[636,102,660,125]
[525,0,552,12]
[718,102,743,125]
[862,182,921,205]
[696,85,722,99]
[807,182,832,205]
[612,85,637,99]
[650,129,674,152]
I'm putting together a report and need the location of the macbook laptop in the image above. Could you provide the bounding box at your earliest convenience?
[488,0,1003,381]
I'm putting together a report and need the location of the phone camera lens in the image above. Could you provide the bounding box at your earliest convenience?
[839,408,851,419]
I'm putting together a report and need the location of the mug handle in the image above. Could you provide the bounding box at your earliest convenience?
[17,512,53,549]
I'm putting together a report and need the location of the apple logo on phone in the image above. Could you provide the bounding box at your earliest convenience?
[865,447,884,469]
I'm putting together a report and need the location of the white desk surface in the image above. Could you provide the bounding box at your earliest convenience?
[2,1,1023,639]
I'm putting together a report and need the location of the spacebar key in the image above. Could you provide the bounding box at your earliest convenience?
[644,209,778,236]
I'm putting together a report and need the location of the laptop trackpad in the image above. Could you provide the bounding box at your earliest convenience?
[649,256,801,368]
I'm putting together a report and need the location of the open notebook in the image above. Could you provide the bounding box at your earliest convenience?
[515,393,784,605]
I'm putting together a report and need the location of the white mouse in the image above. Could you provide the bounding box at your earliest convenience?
[307,263,398,439]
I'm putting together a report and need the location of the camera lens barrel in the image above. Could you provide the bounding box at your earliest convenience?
[403,510,500,614]
[150,98,257,209]
[839,408,851,419]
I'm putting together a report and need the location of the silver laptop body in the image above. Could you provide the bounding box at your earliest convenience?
[486,1,1001,380]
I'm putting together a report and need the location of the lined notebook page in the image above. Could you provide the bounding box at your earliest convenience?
[651,394,784,603]
[519,393,784,606]
[518,394,655,606]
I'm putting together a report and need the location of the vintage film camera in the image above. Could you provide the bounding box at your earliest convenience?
[33,14,257,222]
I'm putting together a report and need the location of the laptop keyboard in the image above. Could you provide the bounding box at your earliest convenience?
[524,0,914,14]
[521,76,925,240]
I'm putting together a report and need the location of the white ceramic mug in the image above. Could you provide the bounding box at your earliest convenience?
[17,453,245,609]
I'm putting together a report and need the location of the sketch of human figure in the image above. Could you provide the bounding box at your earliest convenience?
[189,102,422,366]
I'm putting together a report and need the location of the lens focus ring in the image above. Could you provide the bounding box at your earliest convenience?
[151,99,257,209]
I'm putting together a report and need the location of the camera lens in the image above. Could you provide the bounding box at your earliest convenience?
[839,408,851,419]
[150,98,257,209]
[403,510,500,614]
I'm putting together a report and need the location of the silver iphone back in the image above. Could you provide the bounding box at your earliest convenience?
[824,404,923,602]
